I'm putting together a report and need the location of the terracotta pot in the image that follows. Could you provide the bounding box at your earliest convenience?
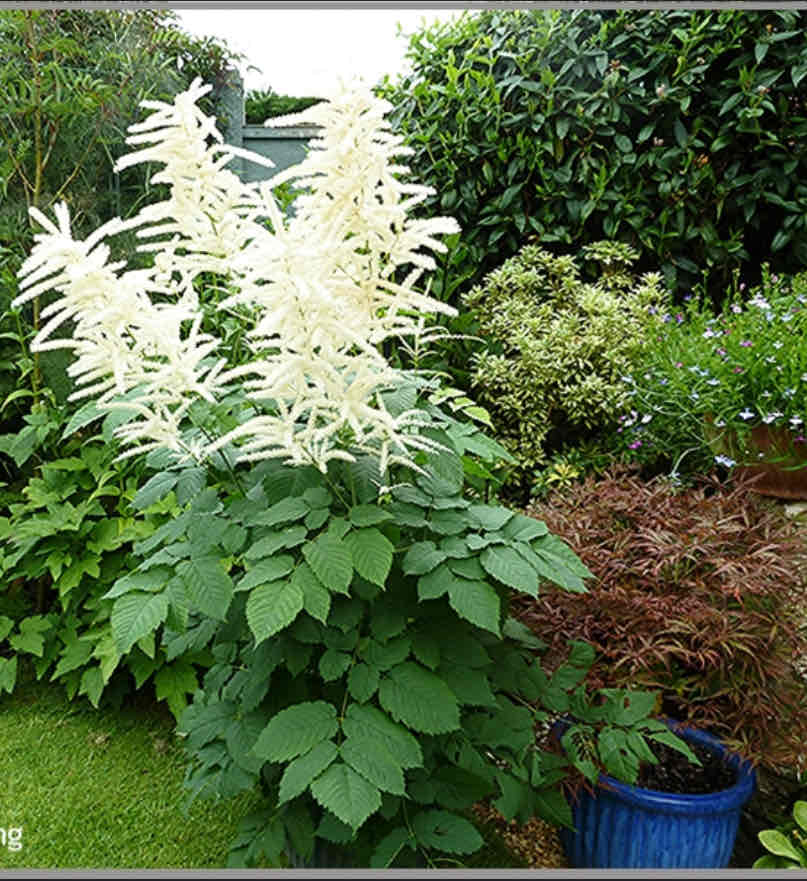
[705,419,807,500]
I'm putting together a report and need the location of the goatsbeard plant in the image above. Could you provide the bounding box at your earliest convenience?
[14,79,692,868]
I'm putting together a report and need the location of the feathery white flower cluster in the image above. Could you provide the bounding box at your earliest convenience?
[14,78,460,473]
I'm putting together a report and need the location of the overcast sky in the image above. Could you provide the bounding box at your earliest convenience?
[173,8,470,96]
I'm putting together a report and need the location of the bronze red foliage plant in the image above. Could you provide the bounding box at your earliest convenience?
[514,465,807,770]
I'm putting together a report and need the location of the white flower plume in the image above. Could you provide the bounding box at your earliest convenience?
[14,78,460,473]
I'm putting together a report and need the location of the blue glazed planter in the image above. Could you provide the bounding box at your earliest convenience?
[557,721,756,868]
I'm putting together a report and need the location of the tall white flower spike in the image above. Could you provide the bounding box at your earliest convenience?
[14,77,460,474]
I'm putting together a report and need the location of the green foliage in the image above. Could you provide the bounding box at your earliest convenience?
[558,691,702,787]
[754,801,807,869]
[379,7,807,304]
[0,406,213,717]
[465,240,667,484]
[245,89,323,124]
[95,386,693,868]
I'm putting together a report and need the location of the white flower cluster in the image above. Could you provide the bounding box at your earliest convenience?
[14,78,459,472]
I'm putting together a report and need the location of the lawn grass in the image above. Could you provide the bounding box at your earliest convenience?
[0,670,526,869]
[0,675,263,868]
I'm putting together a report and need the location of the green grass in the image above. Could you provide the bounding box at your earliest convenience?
[0,676,262,868]
[0,671,527,869]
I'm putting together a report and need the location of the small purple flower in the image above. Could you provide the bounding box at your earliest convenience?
[663,313,673,323]
[675,313,684,324]
[739,283,746,292]
[628,440,642,450]
[732,304,743,313]
[740,340,753,347]
[717,348,727,356]
[795,435,806,444]
[733,366,744,374]
[675,361,684,368]
[714,454,736,468]
[771,274,779,283]
[659,377,668,385]
[703,329,716,339]
[683,293,693,302]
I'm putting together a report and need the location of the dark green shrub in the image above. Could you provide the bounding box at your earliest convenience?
[245,89,323,124]
[379,7,807,305]
[464,240,667,487]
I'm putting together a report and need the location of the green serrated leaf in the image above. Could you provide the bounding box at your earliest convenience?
[319,648,352,682]
[0,656,16,694]
[341,732,406,796]
[291,562,331,624]
[154,659,198,720]
[244,526,307,560]
[481,545,538,593]
[379,662,460,734]
[249,496,309,528]
[303,533,353,594]
[344,528,393,587]
[236,555,296,592]
[132,471,179,511]
[278,740,339,805]
[349,505,393,527]
[252,701,339,763]
[180,555,234,621]
[310,761,382,831]
[348,662,380,703]
[246,579,304,644]
[78,666,104,708]
[111,592,169,654]
[403,541,447,576]
[344,703,422,769]
[447,576,500,635]
[412,809,483,854]
[467,504,513,531]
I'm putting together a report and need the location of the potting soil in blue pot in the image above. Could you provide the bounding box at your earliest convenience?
[558,722,756,868]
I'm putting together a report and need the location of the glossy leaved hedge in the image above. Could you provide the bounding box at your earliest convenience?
[379,7,807,304]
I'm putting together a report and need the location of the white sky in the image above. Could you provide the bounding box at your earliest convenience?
[173,8,471,96]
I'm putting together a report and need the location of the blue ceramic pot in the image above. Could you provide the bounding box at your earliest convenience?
[556,720,756,868]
